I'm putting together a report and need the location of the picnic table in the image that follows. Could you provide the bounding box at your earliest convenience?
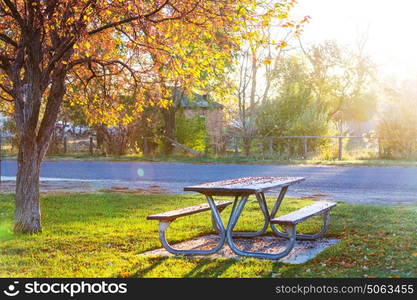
[147,176,336,260]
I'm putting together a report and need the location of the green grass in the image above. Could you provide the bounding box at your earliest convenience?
[5,153,417,167]
[0,193,416,278]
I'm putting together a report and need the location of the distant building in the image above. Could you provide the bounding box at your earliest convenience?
[173,89,225,140]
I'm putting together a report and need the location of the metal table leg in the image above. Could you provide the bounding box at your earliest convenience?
[158,195,227,255]
[226,195,297,260]
[232,193,270,237]
[210,196,234,234]
[269,186,288,220]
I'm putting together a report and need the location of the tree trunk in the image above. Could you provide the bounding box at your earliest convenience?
[243,136,252,157]
[162,107,176,155]
[12,64,67,234]
[14,140,42,234]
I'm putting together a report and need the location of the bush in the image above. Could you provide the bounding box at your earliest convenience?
[377,100,417,159]
[378,103,417,159]
[257,94,335,158]
[175,112,207,153]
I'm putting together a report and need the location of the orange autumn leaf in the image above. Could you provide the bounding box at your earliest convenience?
[119,272,130,278]
[263,59,272,65]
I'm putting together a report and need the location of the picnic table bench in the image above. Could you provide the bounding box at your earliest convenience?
[147,176,336,260]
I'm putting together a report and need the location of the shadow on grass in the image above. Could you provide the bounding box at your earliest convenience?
[130,256,238,278]
[184,258,237,278]
[129,256,169,277]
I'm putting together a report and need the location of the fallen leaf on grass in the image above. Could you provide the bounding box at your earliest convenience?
[119,272,130,278]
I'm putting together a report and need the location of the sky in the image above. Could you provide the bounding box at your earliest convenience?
[291,0,417,80]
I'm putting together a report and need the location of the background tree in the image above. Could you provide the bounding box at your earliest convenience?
[256,55,331,156]
[255,40,378,157]
[229,3,308,155]
[378,79,417,159]
[298,40,377,133]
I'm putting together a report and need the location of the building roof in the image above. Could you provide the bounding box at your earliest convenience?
[172,88,223,109]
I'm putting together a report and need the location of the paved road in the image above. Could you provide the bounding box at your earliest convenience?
[1,160,417,205]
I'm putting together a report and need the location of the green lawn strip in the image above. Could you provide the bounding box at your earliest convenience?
[5,154,417,167]
[40,157,417,167]
[0,194,416,278]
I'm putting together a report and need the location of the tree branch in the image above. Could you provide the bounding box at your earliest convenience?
[0,83,13,96]
[88,0,170,36]
[67,57,139,87]
[0,54,12,75]
[42,37,75,88]
[1,0,25,28]
[0,93,13,102]
[36,67,67,158]
[0,32,18,47]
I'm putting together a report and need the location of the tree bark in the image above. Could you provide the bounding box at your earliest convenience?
[162,106,176,155]
[243,136,252,157]
[14,139,42,234]
[13,65,67,234]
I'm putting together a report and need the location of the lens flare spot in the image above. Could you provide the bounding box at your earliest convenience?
[137,168,145,177]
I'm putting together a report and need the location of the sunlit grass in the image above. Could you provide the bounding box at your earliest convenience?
[0,193,416,278]
[5,152,417,167]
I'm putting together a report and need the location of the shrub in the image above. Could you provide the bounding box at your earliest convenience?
[175,112,207,153]
[377,99,417,159]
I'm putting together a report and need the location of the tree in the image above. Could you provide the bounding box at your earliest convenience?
[230,3,308,155]
[0,0,251,233]
[298,40,377,133]
[255,39,379,157]
[377,79,417,159]
[256,55,331,156]
[64,12,237,156]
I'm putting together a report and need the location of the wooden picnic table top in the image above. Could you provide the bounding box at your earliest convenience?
[184,176,305,195]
